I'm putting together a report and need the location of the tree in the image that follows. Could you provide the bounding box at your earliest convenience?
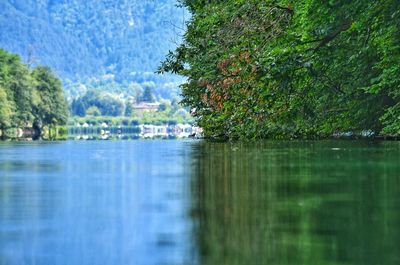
[161,0,400,139]
[31,66,69,127]
[70,90,125,117]
[141,86,156,103]
[0,49,69,139]
[86,106,102,116]
[0,86,13,129]
[71,98,87,117]
[124,99,135,117]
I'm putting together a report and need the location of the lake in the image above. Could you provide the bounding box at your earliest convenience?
[0,140,400,265]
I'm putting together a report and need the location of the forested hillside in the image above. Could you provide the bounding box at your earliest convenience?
[161,0,400,139]
[0,0,187,98]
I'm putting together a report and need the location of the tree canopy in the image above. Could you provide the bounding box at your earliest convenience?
[71,90,125,117]
[160,0,400,140]
[0,48,68,135]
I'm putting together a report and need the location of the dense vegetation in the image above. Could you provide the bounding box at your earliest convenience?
[0,0,187,99]
[70,83,178,116]
[70,88,193,125]
[0,49,68,139]
[160,0,400,140]
[69,106,194,128]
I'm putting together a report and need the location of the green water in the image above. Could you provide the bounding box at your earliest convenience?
[0,140,399,265]
[191,140,400,265]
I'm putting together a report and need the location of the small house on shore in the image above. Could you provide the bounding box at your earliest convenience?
[132,102,160,117]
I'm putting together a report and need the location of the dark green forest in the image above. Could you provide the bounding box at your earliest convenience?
[160,0,400,140]
[0,49,68,139]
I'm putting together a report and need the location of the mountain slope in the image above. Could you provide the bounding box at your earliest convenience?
[0,0,100,78]
[0,0,187,83]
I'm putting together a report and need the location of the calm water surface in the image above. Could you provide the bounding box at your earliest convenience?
[0,140,400,265]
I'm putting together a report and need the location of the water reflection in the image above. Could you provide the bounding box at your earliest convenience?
[1,140,400,265]
[0,141,197,265]
[191,141,400,265]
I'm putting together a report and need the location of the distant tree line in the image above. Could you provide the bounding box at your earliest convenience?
[69,86,193,124]
[71,90,125,117]
[161,0,400,140]
[63,75,183,106]
[70,86,156,117]
[0,48,68,138]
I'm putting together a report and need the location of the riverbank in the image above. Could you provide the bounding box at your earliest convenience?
[160,1,400,141]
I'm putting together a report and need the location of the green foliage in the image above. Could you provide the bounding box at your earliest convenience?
[70,112,193,127]
[31,66,69,126]
[86,106,102,117]
[141,86,156,103]
[70,85,191,122]
[0,48,69,138]
[0,85,13,128]
[137,105,193,125]
[162,0,400,140]
[70,97,194,126]
[71,90,125,117]
[124,99,135,117]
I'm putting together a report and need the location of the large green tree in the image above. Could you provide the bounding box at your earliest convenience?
[160,0,400,140]
[0,85,13,129]
[0,48,69,138]
[31,66,69,127]
[0,48,36,127]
